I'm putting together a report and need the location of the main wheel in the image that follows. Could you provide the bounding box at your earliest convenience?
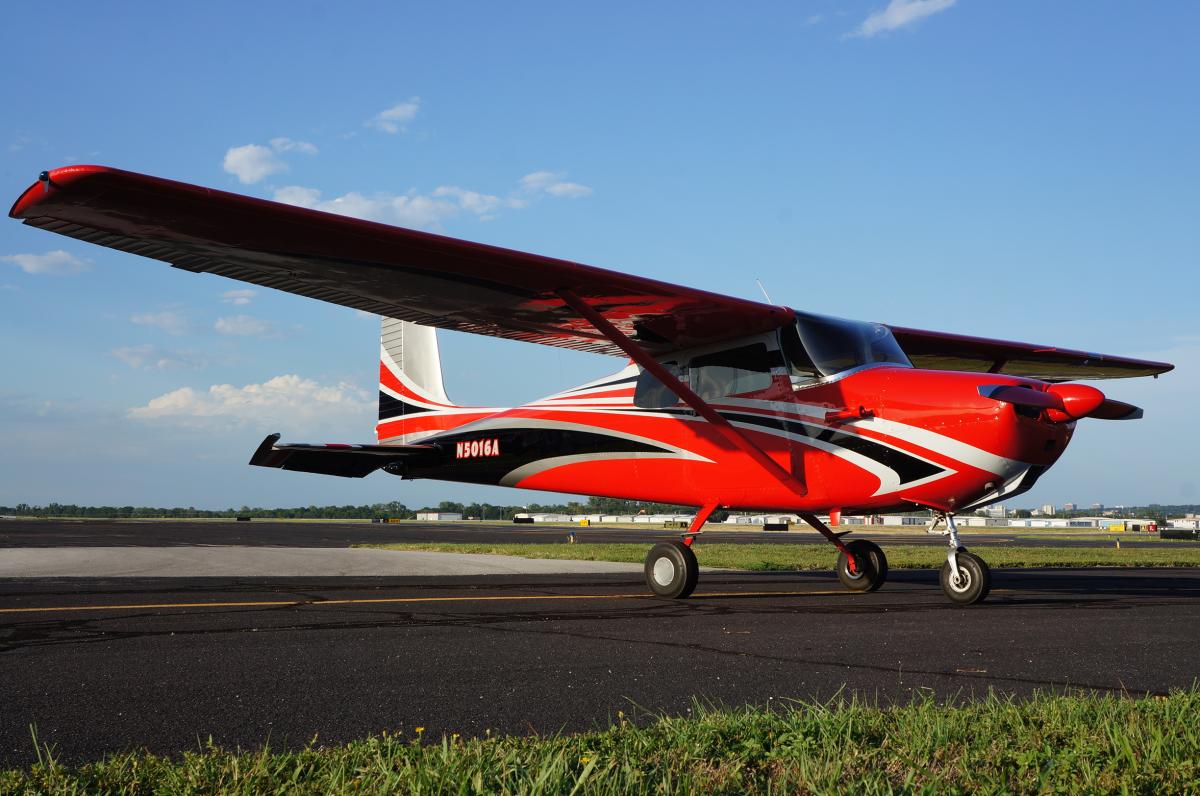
[836,540,888,592]
[939,551,991,605]
[644,541,699,599]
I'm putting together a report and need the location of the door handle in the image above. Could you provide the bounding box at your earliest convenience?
[825,406,874,423]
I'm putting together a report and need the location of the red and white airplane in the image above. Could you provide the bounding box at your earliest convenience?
[10,166,1174,605]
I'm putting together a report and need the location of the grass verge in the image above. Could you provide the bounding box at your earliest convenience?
[5,691,1198,794]
[359,541,1200,569]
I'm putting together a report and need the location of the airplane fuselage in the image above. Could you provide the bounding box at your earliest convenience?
[383,361,1072,516]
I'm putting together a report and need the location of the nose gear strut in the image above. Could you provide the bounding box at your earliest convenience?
[929,511,991,605]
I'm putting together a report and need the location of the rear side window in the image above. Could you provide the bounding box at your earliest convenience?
[634,362,683,408]
[633,344,774,408]
[689,344,773,400]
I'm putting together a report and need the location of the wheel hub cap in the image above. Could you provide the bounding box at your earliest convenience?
[652,557,675,586]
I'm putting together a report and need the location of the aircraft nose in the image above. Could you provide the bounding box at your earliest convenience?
[977,381,1145,422]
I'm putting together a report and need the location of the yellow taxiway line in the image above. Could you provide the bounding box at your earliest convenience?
[0,589,854,616]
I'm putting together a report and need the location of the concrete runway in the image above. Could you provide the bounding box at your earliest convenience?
[1,520,1198,765]
[0,546,645,578]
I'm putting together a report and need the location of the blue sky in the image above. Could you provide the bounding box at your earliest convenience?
[2,1,1196,509]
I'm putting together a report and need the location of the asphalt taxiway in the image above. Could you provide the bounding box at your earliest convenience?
[2,518,1191,549]
[1,520,1198,765]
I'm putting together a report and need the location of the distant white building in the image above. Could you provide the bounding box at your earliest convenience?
[416,511,463,521]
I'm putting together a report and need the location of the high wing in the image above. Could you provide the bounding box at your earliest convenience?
[9,165,792,356]
[10,165,1174,380]
[889,326,1172,382]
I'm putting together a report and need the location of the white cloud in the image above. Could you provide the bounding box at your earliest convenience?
[221,289,256,306]
[367,98,421,133]
[273,185,322,207]
[127,374,372,425]
[2,250,90,275]
[850,0,957,38]
[273,186,459,228]
[131,310,189,336]
[543,181,592,198]
[432,186,505,217]
[269,137,318,155]
[223,144,286,184]
[272,169,592,229]
[519,171,593,198]
[214,314,274,337]
[222,137,318,184]
[110,345,206,371]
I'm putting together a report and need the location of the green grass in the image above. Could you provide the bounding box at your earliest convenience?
[359,541,1200,569]
[5,691,1198,794]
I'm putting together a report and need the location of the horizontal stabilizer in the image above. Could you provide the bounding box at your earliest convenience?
[249,433,438,478]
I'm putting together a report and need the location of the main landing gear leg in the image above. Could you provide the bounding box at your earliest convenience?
[643,502,716,599]
[933,512,991,605]
[800,513,888,592]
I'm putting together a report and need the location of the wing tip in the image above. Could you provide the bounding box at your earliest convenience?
[9,164,119,219]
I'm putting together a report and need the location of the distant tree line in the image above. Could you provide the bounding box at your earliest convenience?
[0,496,702,521]
[0,502,417,520]
[3,499,1192,522]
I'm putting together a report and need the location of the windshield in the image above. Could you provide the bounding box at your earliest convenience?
[781,311,911,380]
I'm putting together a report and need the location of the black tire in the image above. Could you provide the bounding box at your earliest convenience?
[836,540,888,592]
[644,541,699,599]
[939,551,991,605]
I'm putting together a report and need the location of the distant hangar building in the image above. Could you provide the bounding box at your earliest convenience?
[416,511,464,521]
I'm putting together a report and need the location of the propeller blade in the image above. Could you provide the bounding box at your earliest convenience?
[977,385,1065,411]
[980,383,1143,422]
[1089,399,1144,420]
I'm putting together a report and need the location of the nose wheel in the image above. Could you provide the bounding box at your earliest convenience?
[932,513,991,605]
[940,550,991,604]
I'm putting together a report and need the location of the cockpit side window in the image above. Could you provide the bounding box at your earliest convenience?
[779,324,821,385]
[783,312,912,382]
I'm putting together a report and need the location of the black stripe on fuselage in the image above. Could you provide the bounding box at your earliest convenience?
[621,404,944,486]
[719,411,945,485]
[379,391,431,420]
[402,427,669,486]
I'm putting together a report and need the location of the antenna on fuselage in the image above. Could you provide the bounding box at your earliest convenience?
[755,279,774,304]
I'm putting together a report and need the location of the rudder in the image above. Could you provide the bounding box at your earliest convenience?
[378,318,457,442]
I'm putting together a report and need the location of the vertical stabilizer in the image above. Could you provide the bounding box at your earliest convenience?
[381,317,450,405]
[378,318,458,443]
